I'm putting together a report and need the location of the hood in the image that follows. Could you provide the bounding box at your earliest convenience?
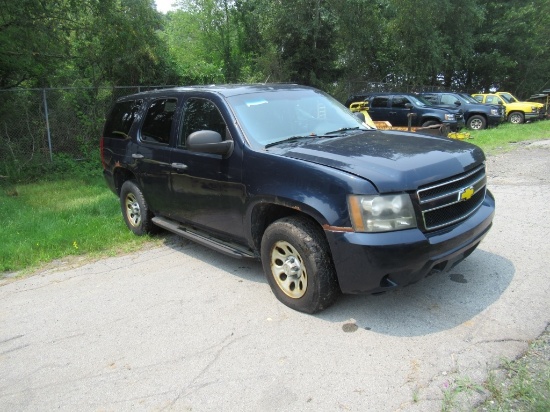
[506,101,544,109]
[270,130,485,192]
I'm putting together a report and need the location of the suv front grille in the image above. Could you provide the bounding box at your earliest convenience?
[416,165,486,231]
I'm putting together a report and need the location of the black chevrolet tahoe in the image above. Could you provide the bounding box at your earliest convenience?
[345,92,465,131]
[419,91,506,130]
[101,84,495,313]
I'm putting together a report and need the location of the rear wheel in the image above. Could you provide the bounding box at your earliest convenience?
[261,216,340,313]
[508,111,525,124]
[467,115,486,130]
[120,180,155,236]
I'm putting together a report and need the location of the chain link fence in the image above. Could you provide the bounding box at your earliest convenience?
[0,86,172,181]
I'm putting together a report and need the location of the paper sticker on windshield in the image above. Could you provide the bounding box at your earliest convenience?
[246,99,268,107]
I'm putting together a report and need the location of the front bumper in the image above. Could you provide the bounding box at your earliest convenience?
[487,114,506,126]
[444,119,465,132]
[326,191,495,294]
[525,112,542,121]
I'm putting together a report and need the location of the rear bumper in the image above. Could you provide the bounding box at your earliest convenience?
[326,191,495,294]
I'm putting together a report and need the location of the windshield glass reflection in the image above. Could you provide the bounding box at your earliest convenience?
[227,89,370,147]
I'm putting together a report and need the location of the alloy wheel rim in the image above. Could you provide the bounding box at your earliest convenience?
[470,119,483,130]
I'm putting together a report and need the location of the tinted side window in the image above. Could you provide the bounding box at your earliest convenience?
[440,94,458,105]
[422,94,438,104]
[392,96,411,108]
[180,98,228,147]
[103,100,143,139]
[371,96,389,108]
[140,98,177,145]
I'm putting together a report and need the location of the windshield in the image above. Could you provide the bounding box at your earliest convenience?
[498,92,518,103]
[457,93,480,104]
[226,89,370,147]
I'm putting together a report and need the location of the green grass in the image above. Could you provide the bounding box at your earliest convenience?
[466,120,550,154]
[0,175,153,273]
[474,327,550,412]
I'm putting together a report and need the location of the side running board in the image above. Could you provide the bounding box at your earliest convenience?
[152,216,257,259]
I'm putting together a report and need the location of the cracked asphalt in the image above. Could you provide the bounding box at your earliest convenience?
[1,140,549,411]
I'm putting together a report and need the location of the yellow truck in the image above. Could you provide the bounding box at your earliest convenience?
[472,92,545,124]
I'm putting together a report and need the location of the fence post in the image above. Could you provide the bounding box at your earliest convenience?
[42,88,53,162]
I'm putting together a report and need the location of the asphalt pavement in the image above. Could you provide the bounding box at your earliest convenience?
[1,142,549,411]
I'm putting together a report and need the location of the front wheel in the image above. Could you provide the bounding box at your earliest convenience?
[261,216,340,313]
[421,120,440,128]
[508,111,525,124]
[467,115,487,130]
[120,180,155,236]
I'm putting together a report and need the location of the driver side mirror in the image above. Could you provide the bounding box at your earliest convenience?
[187,130,234,157]
[404,103,413,109]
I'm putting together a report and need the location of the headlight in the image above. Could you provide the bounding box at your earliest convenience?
[444,114,456,121]
[490,109,498,116]
[531,106,538,112]
[348,194,417,232]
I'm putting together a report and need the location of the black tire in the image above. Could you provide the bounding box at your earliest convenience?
[120,180,155,236]
[508,111,525,124]
[261,216,340,313]
[421,120,440,127]
[467,115,487,130]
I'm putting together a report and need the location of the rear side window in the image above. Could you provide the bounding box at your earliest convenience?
[103,100,142,139]
[140,98,178,145]
[371,96,389,108]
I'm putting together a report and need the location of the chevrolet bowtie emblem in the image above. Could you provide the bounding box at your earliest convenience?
[459,186,475,201]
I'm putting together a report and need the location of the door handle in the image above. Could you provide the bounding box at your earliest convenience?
[132,153,144,159]
[171,163,188,170]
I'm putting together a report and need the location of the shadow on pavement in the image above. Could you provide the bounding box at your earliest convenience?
[318,249,514,336]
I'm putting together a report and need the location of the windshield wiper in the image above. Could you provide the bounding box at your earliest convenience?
[321,127,366,136]
[265,135,315,148]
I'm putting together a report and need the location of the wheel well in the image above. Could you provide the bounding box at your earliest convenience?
[250,203,322,252]
[113,168,135,195]
[467,113,486,120]
[421,117,440,124]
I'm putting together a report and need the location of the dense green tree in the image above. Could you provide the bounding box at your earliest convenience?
[0,0,175,89]
[2,0,549,98]
[263,0,340,87]
[69,0,174,87]
[0,0,77,88]
[470,0,550,97]
[168,0,248,83]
